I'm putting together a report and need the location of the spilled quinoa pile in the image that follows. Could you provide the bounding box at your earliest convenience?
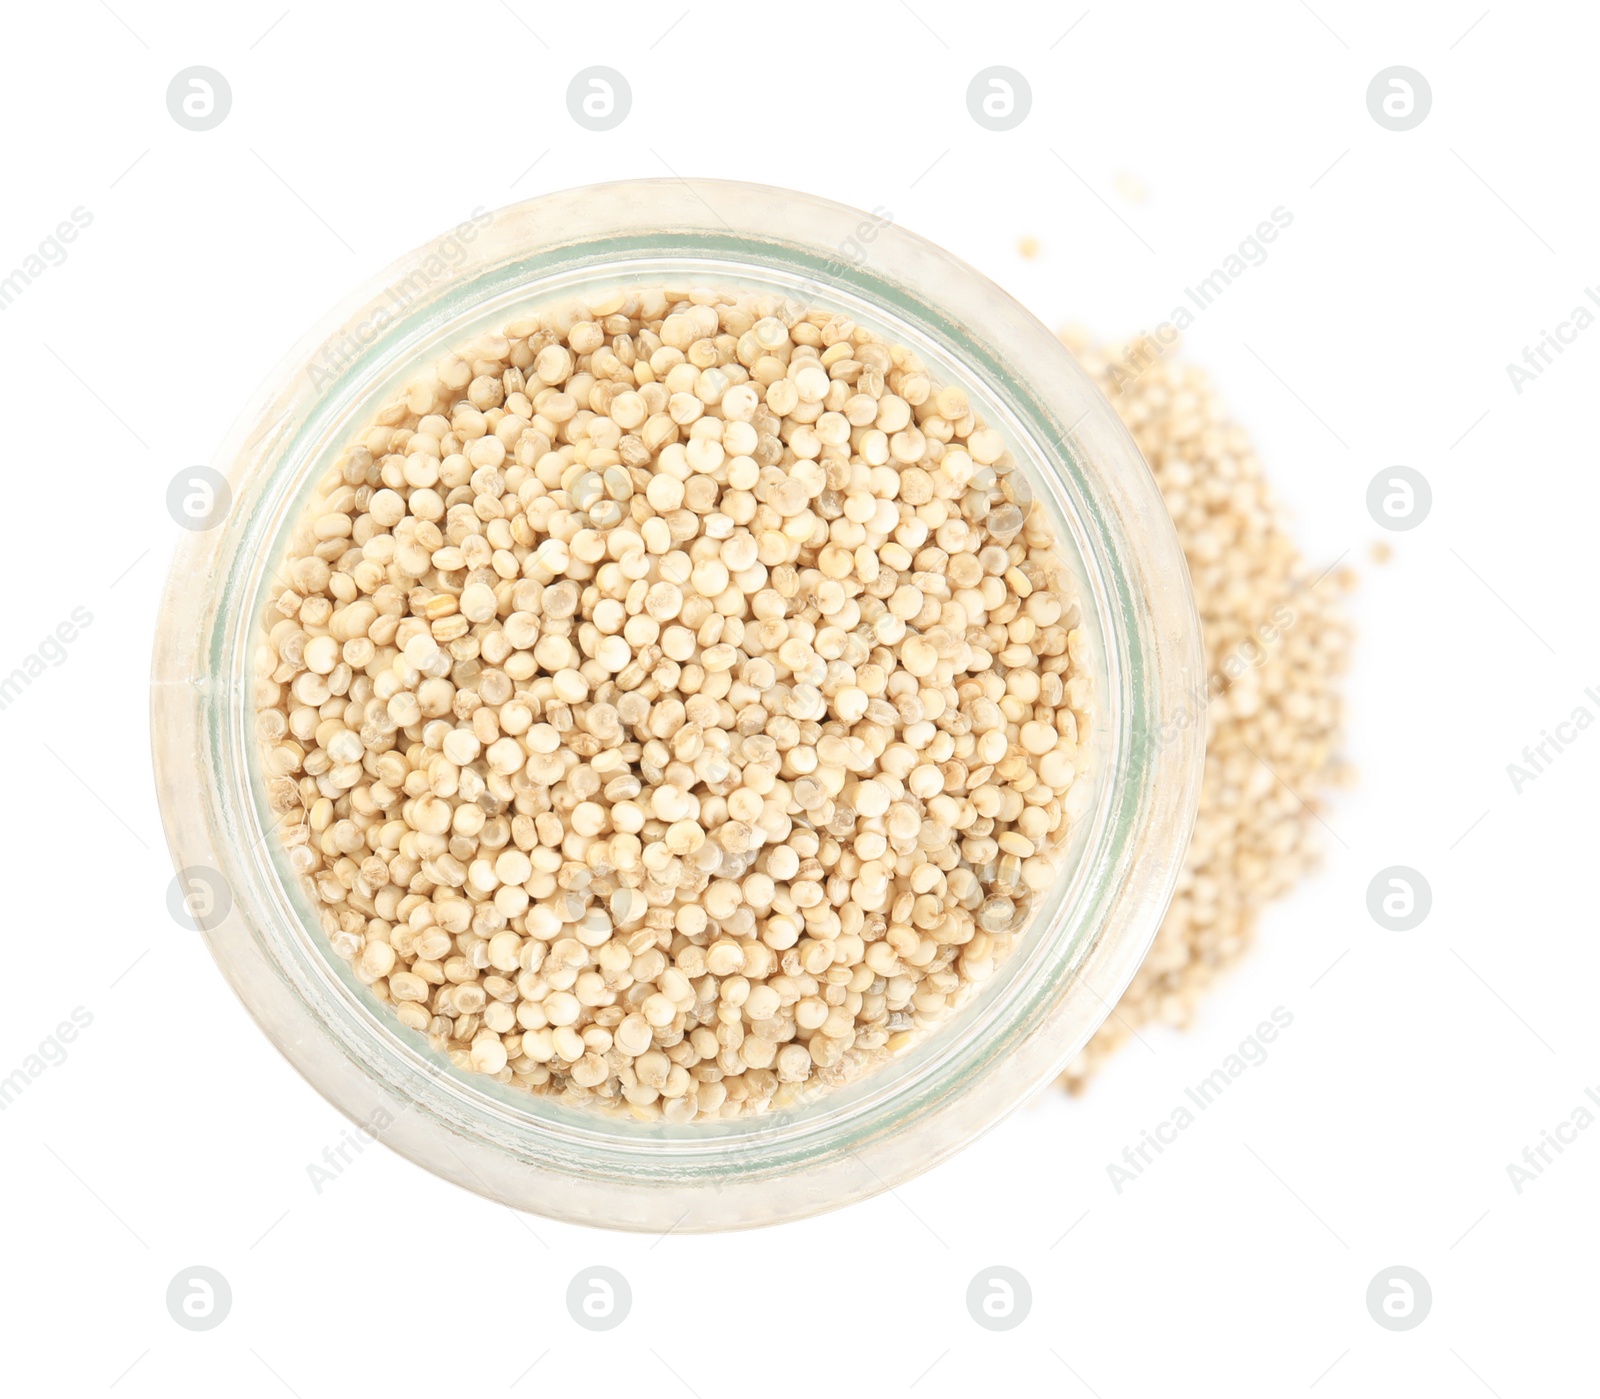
[1058,328,1353,1088]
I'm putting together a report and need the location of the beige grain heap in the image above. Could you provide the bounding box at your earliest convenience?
[255,287,1092,1121]
[1058,328,1353,1089]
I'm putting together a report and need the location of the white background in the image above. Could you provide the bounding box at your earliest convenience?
[1,1,1594,1394]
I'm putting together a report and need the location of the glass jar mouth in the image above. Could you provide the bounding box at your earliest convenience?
[151,178,1205,1230]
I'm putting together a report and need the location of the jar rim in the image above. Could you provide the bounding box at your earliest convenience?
[150,177,1205,1231]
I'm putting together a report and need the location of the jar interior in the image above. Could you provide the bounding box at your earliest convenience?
[206,231,1148,1177]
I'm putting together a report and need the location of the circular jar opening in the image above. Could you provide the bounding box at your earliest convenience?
[151,179,1205,1232]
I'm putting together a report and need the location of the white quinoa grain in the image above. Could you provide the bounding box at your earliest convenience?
[258,287,1093,1121]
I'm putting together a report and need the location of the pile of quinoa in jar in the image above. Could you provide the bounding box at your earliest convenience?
[254,286,1093,1122]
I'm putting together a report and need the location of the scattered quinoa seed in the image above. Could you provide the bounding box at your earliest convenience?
[1057,327,1353,1088]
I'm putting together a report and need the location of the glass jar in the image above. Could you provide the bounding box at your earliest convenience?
[150,179,1204,1232]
